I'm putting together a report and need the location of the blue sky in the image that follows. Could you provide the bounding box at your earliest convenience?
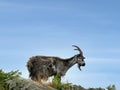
[0,0,120,89]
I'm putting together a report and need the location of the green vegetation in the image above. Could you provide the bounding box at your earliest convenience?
[107,85,116,90]
[47,74,72,90]
[52,74,62,89]
[49,74,85,90]
[0,69,21,90]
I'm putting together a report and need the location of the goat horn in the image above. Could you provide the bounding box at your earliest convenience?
[72,45,83,55]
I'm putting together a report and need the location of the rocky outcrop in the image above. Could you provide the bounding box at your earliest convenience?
[6,77,87,90]
[7,77,56,90]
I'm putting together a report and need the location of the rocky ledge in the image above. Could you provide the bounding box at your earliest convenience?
[6,77,86,90]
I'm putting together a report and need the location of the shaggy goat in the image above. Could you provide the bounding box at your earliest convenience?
[27,45,85,82]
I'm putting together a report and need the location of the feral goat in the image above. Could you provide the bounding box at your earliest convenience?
[27,45,85,82]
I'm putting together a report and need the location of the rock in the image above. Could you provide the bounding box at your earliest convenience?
[61,85,86,90]
[6,77,87,90]
[6,77,56,90]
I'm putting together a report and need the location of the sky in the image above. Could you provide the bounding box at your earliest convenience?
[0,0,120,89]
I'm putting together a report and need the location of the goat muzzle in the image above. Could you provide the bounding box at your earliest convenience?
[82,63,85,66]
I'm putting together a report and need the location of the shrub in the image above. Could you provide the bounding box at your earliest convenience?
[50,74,72,90]
[0,69,21,90]
[107,85,116,90]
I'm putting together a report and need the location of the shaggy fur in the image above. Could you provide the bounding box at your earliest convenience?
[27,45,85,82]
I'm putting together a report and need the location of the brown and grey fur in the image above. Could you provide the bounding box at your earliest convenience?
[27,45,85,82]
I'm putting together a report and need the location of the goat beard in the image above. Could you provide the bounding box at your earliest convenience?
[78,64,81,71]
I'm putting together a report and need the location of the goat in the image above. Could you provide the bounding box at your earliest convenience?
[27,45,85,82]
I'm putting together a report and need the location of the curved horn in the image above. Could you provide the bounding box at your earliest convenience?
[72,45,83,55]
